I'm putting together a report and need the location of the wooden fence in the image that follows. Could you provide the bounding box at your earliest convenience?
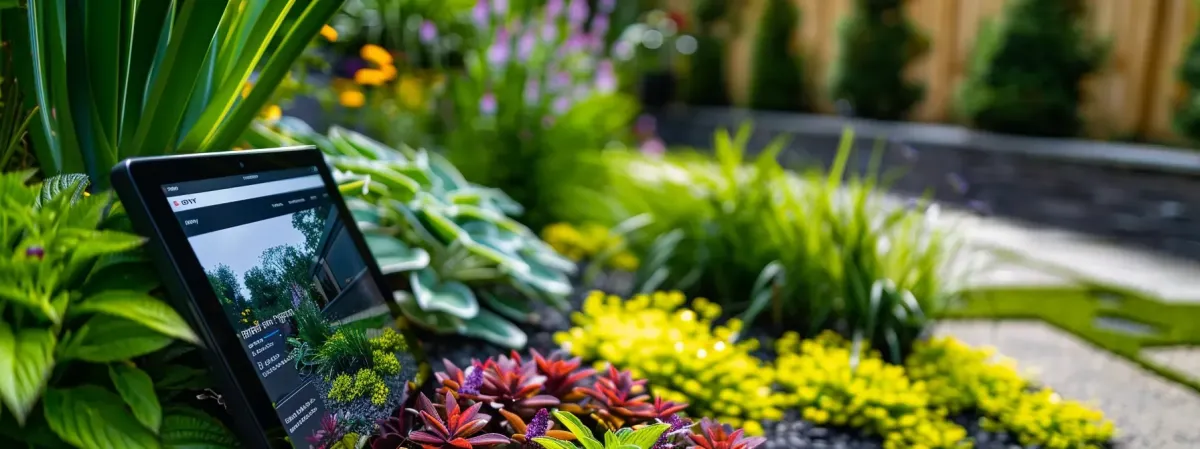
[669,0,1200,142]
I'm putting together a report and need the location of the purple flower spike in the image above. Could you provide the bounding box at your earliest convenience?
[568,0,589,27]
[546,0,564,20]
[419,20,438,44]
[524,409,550,447]
[599,0,616,14]
[524,79,541,104]
[487,28,511,66]
[592,15,610,37]
[25,246,45,260]
[549,71,571,91]
[492,0,508,16]
[461,363,485,395]
[517,30,537,62]
[541,22,559,42]
[473,0,491,28]
[596,60,616,93]
[480,93,498,117]
[552,96,571,115]
[946,172,969,195]
[652,414,692,449]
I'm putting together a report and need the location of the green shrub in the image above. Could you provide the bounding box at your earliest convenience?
[829,0,929,120]
[956,0,1107,137]
[294,296,333,348]
[1176,17,1200,143]
[748,0,806,111]
[369,327,409,353]
[556,291,784,435]
[578,124,959,363]
[685,0,731,106]
[328,373,356,402]
[247,120,576,349]
[0,173,237,447]
[373,349,401,375]
[315,326,374,378]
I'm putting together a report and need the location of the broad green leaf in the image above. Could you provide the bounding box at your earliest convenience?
[62,229,147,263]
[83,261,161,296]
[410,269,479,319]
[510,255,572,297]
[0,323,55,425]
[604,430,618,447]
[109,364,162,433]
[552,411,602,449]
[364,233,430,274]
[460,308,527,349]
[479,291,534,323]
[532,438,580,449]
[43,386,160,449]
[159,407,238,449]
[393,291,466,334]
[75,291,199,344]
[59,317,174,363]
[619,423,669,448]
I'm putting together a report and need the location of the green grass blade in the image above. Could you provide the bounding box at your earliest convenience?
[177,37,217,145]
[64,2,114,184]
[178,0,294,151]
[85,0,120,149]
[827,126,854,190]
[212,0,244,83]
[3,10,54,173]
[41,0,83,175]
[125,0,227,157]
[204,0,343,151]
[118,0,172,148]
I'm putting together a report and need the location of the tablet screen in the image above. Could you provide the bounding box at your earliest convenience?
[161,167,414,446]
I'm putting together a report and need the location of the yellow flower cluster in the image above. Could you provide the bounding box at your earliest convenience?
[328,367,389,406]
[373,349,400,375]
[541,223,640,271]
[555,291,782,435]
[776,331,970,449]
[906,338,1115,448]
[370,327,408,353]
[240,308,253,325]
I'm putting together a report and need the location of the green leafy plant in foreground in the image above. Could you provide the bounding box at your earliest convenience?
[247,118,576,349]
[533,410,670,449]
[2,0,345,189]
[582,124,962,364]
[0,173,237,448]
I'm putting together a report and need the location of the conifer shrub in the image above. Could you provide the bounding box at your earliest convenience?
[829,0,929,120]
[748,0,806,111]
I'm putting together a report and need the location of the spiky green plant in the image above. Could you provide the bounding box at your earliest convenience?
[829,0,929,120]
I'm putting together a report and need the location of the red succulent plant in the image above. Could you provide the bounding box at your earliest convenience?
[498,407,576,447]
[437,353,560,418]
[531,349,595,407]
[307,413,344,449]
[409,391,510,449]
[579,365,657,429]
[686,419,766,449]
[651,396,689,419]
[371,403,414,449]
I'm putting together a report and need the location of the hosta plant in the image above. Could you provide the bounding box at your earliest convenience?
[3,0,345,189]
[0,173,237,448]
[246,118,576,348]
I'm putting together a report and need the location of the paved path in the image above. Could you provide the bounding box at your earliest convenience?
[938,321,1200,449]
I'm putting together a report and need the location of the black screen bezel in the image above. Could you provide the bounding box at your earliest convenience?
[113,147,405,447]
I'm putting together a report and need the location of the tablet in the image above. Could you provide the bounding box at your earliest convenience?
[112,147,420,448]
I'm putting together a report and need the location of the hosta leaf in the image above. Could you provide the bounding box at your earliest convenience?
[364,233,429,274]
[43,386,159,449]
[460,308,527,349]
[479,291,535,323]
[75,291,199,344]
[509,255,572,297]
[394,291,466,334]
[109,364,162,433]
[410,269,478,319]
[0,323,55,425]
[34,174,89,210]
[59,317,174,362]
[159,407,238,448]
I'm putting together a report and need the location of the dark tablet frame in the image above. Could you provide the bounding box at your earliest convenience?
[111,147,404,448]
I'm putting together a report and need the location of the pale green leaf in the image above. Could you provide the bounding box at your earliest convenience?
[75,291,199,344]
[43,386,160,449]
[0,323,55,425]
[364,233,429,274]
[532,437,580,449]
[59,317,174,363]
[461,308,527,349]
[552,411,602,449]
[410,269,478,319]
[109,364,162,433]
[619,423,669,449]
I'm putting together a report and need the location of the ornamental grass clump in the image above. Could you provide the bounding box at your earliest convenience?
[775,331,970,449]
[556,291,783,435]
[906,337,1116,448]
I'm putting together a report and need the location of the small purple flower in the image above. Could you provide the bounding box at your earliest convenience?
[591,15,610,37]
[636,114,657,138]
[541,22,559,42]
[967,199,992,216]
[596,60,616,93]
[652,414,692,449]
[492,0,508,16]
[599,0,616,14]
[641,137,666,157]
[487,27,511,65]
[473,0,491,28]
[524,79,541,103]
[480,93,498,117]
[461,363,485,395]
[546,0,564,20]
[419,21,438,44]
[613,40,634,60]
[946,172,969,195]
[523,409,550,447]
[568,0,589,27]
[25,246,45,260]
[549,71,571,91]
[517,30,537,62]
[552,96,571,114]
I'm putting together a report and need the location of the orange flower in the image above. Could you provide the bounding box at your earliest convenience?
[259,105,282,121]
[339,89,366,108]
[320,24,338,42]
[354,68,391,86]
[361,44,394,66]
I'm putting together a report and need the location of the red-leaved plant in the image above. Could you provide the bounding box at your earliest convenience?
[408,392,510,448]
[579,365,658,429]
[686,418,766,449]
[439,353,560,419]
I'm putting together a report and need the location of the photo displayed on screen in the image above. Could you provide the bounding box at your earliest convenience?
[163,167,417,447]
